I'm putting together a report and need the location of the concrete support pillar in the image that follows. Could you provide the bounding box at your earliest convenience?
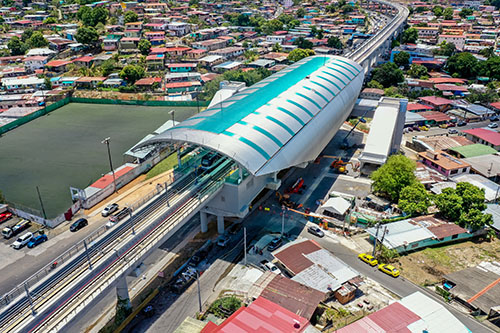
[238,165,243,181]
[200,211,208,233]
[116,276,131,310]
[177,148,181,167]
[273,172,278,182]
[217,215,224,234]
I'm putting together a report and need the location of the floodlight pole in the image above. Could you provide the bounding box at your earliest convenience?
[101,137,117,193]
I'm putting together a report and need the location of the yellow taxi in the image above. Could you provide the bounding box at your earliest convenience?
[420,126,429,131]
[358,253,378,266]
[378,263,400,277]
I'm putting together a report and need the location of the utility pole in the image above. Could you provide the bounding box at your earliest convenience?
[372,222,381,256]
[281,205,285,238]
[196,271,202,313]
[36,186,47,219]
[101,137,117,193]
[244,227,247,266]
[169,109,175,124]
[128,208,135,235]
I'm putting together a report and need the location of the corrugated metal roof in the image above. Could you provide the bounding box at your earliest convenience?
[139,55,364,176]
[366,219,435,249]
[273,239,322,275]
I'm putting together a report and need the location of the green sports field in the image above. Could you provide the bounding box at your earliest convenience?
[0,103,198,218]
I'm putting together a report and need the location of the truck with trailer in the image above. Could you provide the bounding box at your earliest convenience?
[2,219,31,239]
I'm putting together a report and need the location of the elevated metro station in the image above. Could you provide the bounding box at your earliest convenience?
[140,55,365,232]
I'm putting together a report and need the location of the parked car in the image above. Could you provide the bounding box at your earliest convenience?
[448,128,458,134]
[447,122,456,127]
[109,207,130,223]
[217,235,229,247]
[189,249,209,266]
[12,232,33,249]
[228,223,242,235]
[488,122,498,129]
[407,126,413,132]
[267,237,283,252]
[307,226,325,237]
[200,152,221,171]
[378,263,400,277]
[142,305,155,318]
[457,121,467,127]
[439,123,448,129]
[358,253,378,266]
[70,218,88,232]
[260,260,280,274]
[419,126,429,131]
[101,203,119,217]
[490,115,499,122]
[0,212,12,224]
[27,234,48,248]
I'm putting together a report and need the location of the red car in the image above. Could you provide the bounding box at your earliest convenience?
[0,212,13,224]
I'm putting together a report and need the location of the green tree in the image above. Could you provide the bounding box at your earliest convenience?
[43,17,57,24]
[459,7,473,18]
[370,155,417,202]
[479,47,495,59]
[100,59,115,76]
[445,52,478,78]
[367,80,383,89]
[21,28,33,42]
[138,39,151,56]
[296,7,306,18]
[91,6,108,25]
[272,42,282,52]
[7,36,26,55]
[27,31,48,48]
[293,37,313,49]
[124,10,139,24]
[459,209,493,232]
[327,36,343,49]
[401,27,418,44]
[478,56,500,80]
[443,7,454,20]
[408,63,428,78]
[44,77,52,90]
[434,41,456,57]
[432,5,443,17]
[371,62,405,88]
[398,183,431,216]
[120,64,145,84]
[435,187,463,221]
[262,19,282,35]
[75,26,99,46]
[394,51,410,67]
[341,4,354,12]
[77,5,93,25]
[287,48,315,62]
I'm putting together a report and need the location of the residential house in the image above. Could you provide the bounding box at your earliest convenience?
[418,96,453,112]
[209,46,244,58]
[47,38,72,51]
[103,37,121,51]
[360,88,384,100]
[72,56,94,67]
[191,38,227,51]
[266,35,287,45]
[164,81,201,93]
[419,150,470,177]
[212,60,243,72]
[146,54,165,71]
[1,77,45,92]
[367,215,474,253]
[462,128,500,150]
[164,46,192,58]
[75,76,105,89]
[185,48,207,59]
[119,37,140,51]
[438,34,466,50]
[419,110,452,125]
[167,63,197,72]
[414,26,440,40]
[124,21,143,31]
[44,60,72,73]
[198,55,224,68]
[272,239,361,302]
[23,55,48,72]
[167,22,191,36]
[135,77,162,91]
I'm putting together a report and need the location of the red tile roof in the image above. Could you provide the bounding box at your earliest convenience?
[164,81,200,88]
[419,96,453,106]
[419,111,452,122]
[489,102,500,110]
[135,77,162,85]
[337,301,421,332]
[73,56,94,63]
[167,63,196,68]
[407,103,433,111]
[75,76,106,83]
[90,166,135,189]
[273,240,321,275]
[429,77,467,84]
[463,128,500,146]
[201,297,310,333]
[434,84,468,92]
[45,60,71,67]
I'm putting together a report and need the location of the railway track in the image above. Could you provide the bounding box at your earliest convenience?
[0,158,233,332]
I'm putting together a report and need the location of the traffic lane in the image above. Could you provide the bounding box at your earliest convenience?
[0,217,110,295]
[301,232,493,332]
[404,119,492,138]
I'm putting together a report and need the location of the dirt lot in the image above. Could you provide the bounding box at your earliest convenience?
[395,238,500,286]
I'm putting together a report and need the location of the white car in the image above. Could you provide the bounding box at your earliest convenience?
[12,232,33,249]
[260,260,280,274]
[101,203,119,217]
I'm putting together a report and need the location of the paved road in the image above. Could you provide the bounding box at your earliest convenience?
[404,119,494,139]
[298,230,493,333]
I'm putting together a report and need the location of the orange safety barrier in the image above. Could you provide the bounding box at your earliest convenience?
[467,277,500,303]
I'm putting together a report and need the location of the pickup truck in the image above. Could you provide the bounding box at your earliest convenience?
[2,220,31,239]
